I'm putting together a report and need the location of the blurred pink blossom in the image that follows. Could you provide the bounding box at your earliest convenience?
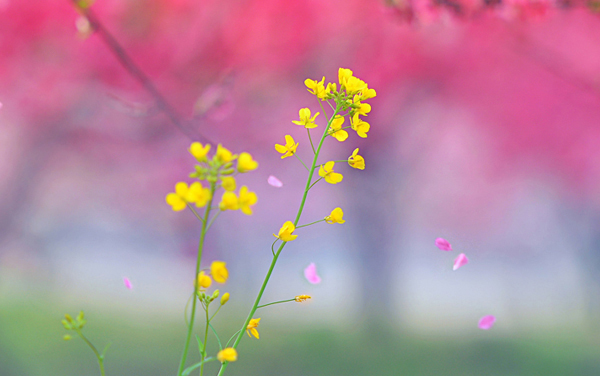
[123,277,132,290]
[435,238,452,251]
[478,315,496,330]
[268,175,283,188]
[304,262,321,284]
[453,253,469,271]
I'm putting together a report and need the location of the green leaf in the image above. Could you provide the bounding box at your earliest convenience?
[195,334,204,356]
[182,358,215,376]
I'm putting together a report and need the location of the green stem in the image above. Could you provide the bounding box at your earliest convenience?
[256,298,296,309]
[216,104,341,376]
[295,219,325,229]
[187,204,205,223]
[76,329,105,376]
[200,304,210,376]
[177,183,217,376]
[307,129,317,155]
[294,153,310,171]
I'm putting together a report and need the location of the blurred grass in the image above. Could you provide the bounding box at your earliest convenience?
[1,300,599,376]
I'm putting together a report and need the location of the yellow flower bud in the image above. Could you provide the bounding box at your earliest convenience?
[294,295,311,302]
[220,292,230,305]
[63,334,72,341]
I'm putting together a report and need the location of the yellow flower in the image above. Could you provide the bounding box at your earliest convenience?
[348,148,365,170]
[238,185,258,215]
[219,191,239,211]
[275,135,299,159]
[165,182,191,211]
[339,68,353,87]
[217,348,237,363]
[358,87,376,100]
[328,115,348,142]
[295,295,311,302]
[353,101,371,116]
[220,292,230,305]
[274,221,298,242]
[351,113,370,138]
[325,207,345,224]
[211,261,229,283]
[305,77,329,99]
[246,318,261,339]
[187,182,212,207]
[189,142,211,162]
[318,161,343,184]
[326,82,337,95]
[292,108,319,129]
[197,271,212,289]
[344,76,368,95]
[237,152,258,173]
[221,176,236,192]
[216,144,234,163]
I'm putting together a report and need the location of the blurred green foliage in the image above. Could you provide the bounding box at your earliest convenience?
[1,301,599,376]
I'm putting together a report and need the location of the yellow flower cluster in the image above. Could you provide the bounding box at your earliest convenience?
[271,68,374,241]
[196,261,230,290]
[166,142,258,215]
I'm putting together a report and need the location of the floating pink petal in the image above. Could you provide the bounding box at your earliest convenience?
[453,253,469,271]
[304,262,321,284]
[435,237,452,251]
[268,175,283,188]
[123,277,132,290]
[478,315,496,330]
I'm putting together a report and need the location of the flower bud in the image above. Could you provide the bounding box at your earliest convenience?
[294,295,311,302]
[63,334,72,341]
[220,292,230,306]
[211,289,220,300]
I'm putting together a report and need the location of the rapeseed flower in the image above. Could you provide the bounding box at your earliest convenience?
[238,185,258,215]
[246,318,261,339]
[305,77,329,99]
[348,148,365,170]
[292,108,319,129]
[274,221,298,242]
[216,144,234,163]
[165,182,192,211]
[325,207,345,224]
[219,191,239,211]
[197,271,212,289]
[328,115,348,142]
[187,182,211,207]
[275,135,298,159]
[237,152,258,173]
[217,348,237,363]
[351,113,370,138]
[318,161,343,184]
[211,261,229,283]
[221,176,236,192]
[189,142,211,162]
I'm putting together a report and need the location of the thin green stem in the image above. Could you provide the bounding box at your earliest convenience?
[76,329,105,376]
[184,292,194,326]
[216,104,341,376]
[208,322,223,350]
[271,239,278,257]
[256,298,296,309]
[187,204,205,223]
[294,153,310,171]
[206,210,221,232]
[307,177,323,191]
[307,129,317,155]
[295,219,325,229]
[177,183,217,376]
[200,304,210,376]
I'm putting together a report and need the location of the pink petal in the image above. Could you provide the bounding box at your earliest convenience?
[268,175,283,188]
[123,277,132,290]
[435,237,452,251]
[453,253,469,271]
[304,262,321,284]
[478,315,496,330]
